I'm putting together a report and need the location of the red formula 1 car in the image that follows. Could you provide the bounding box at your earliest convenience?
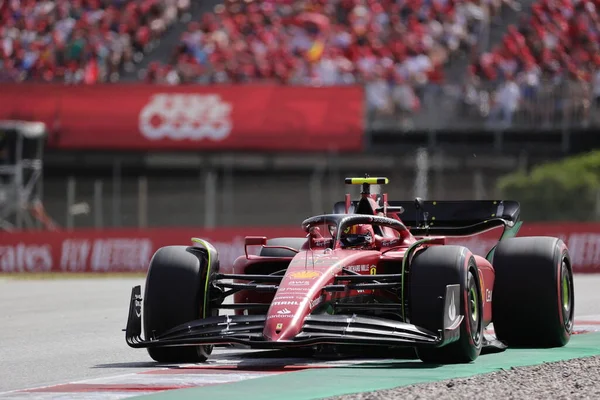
[125,177,574,364]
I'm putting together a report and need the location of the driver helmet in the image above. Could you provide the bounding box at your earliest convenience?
[341,224,376,249]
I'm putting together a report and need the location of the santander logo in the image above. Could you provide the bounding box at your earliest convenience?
[139,94,232,141]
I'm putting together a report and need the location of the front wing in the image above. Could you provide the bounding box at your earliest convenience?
[125,285,463,350]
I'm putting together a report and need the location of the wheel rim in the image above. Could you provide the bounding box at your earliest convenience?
[561,260,574,331]
[468,273,482,345]
[469,287,478,322]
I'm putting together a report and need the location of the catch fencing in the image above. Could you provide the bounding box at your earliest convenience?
[39,154,515,230]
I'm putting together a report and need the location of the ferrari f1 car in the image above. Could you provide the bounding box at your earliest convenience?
[125,176,574,364]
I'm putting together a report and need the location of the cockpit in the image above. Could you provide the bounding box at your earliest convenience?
[302,214,410,251]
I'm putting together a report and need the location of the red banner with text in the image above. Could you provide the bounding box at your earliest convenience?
[1,222,600,274]
[0,84,364,152]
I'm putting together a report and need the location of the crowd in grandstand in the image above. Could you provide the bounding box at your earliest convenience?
[0,0,191,83]
[2,0,600,128]
[468,0,600,128]
[146,0,496,123]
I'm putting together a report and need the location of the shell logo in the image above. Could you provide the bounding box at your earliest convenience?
[289,270,322,279]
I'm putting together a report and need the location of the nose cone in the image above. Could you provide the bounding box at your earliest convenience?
[263,297,309,341]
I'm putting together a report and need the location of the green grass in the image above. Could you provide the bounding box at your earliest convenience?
[0,272,146,280]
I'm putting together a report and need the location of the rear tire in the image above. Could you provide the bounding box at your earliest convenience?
[259,238,307,257]
[492,237,574,347]
[143,246,213,363]
[410,246,483,364]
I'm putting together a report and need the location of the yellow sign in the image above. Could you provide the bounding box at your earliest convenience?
[290,270,322,279]
[370,266,377,275]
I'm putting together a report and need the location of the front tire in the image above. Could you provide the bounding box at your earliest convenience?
[410,246,484,364]
[492,237,574,347]
[143,246,214,363]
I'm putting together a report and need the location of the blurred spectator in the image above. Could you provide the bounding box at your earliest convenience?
[147,0,502,124]
[487,74,520,129]
[0,0,191,84]
[470,0,600,128]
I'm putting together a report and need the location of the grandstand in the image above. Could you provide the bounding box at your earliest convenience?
[0,0,193,83]
[3,0,599,129]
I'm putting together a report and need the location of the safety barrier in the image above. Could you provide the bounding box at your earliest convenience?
[1,222,599,274]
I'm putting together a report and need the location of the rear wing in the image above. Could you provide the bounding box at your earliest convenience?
[334,200,521,236]
[389,200,520,227]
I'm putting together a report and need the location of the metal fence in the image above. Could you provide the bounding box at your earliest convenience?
[38,150,520,229]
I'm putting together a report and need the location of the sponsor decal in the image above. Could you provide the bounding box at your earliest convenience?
[381,238,400,247]
[2,85,363,152]
[485,289,493,303]
[272,295,300,300]
[0,227,299,273]
[289,280,310,286]
[59,238,153,272]
[276,323,283,330]
[347,264,371,272]
[268,314,294,319]
[272,301,300,306]
[313,257,341,266]
[89,239,153,272]
[315,254,341,261]
[479,273,485,300]
[277,308,291,315]
[139,94,232,141]
[0,243,53,272]
[311,239,331,248]
[346,264,377,274]
[289,270,322,279]
[448,292,457,322]
[289,255,341,267]
[60,239,91,271]
[278,287,309,292]
[134,296,142,318]
[311,296,323,308]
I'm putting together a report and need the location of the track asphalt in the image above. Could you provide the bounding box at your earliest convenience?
[133,332,600,400]
[0,275,598,399]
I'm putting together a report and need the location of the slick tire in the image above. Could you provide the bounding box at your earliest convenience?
[259,238,307,257]
[492,237,574,347]
[143,245,213,363]
[410,246,484,364]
